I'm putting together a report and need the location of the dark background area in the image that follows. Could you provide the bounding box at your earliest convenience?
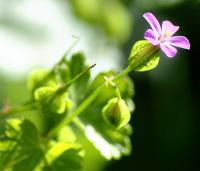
[106,1,200,170]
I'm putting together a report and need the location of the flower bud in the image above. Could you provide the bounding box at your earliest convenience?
[34,86,67,114]
[128,40,160,72]
[102,98,131,129]
[28,69,49,93]
[34,86,56,101]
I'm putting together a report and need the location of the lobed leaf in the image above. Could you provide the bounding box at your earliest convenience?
[0,119,43,171]
[0,118,83,171]
[43,142,83,171]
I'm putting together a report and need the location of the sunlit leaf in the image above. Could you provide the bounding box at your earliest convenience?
[68,52,91,104]
[43,142,83,171]
[0,119,44,171]
[84,124,132,160]
[12,120,44,171]
[57,126,77,143]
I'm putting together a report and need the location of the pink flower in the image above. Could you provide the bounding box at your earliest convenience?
[143,12,190,58]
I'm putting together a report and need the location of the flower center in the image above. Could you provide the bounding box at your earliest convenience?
[158,31,172,42]
[165,31,171,37]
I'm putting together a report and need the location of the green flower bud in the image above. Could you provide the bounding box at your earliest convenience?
[34,86,56,101]
[28,69,49,93]
[51,95,66,114]
[102,98,131,129]
[34,86,67,114]
[128,40,160,72]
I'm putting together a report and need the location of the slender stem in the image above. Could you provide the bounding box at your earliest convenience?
[113,66,132,81]
[0,102,36,116]
[65,85,103,125]
[73,118,85,131]
[115,87,121,100]
[58,64,96,94]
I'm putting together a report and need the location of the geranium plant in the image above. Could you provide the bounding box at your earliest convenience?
[0,12,190,171]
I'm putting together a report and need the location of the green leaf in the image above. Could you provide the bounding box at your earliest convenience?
[83,124,132,160]
[0,119,21,170]
[69,52,91,103]
[128,40,160,72]
[0,119,44,171]
[13,120,44,171]
[44,142,83,171]
[57,126,77,143]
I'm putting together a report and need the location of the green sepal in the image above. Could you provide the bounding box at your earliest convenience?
[102,98,131,129]
[128,40,160,72]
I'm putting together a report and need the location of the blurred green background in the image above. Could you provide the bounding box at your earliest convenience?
[0,0,199,171]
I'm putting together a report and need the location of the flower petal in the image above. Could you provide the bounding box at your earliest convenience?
[168,36,190,50]
[160,43,177,58]
[144,29,160,45]
[143,12,161,37]
[161,21,179,37]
